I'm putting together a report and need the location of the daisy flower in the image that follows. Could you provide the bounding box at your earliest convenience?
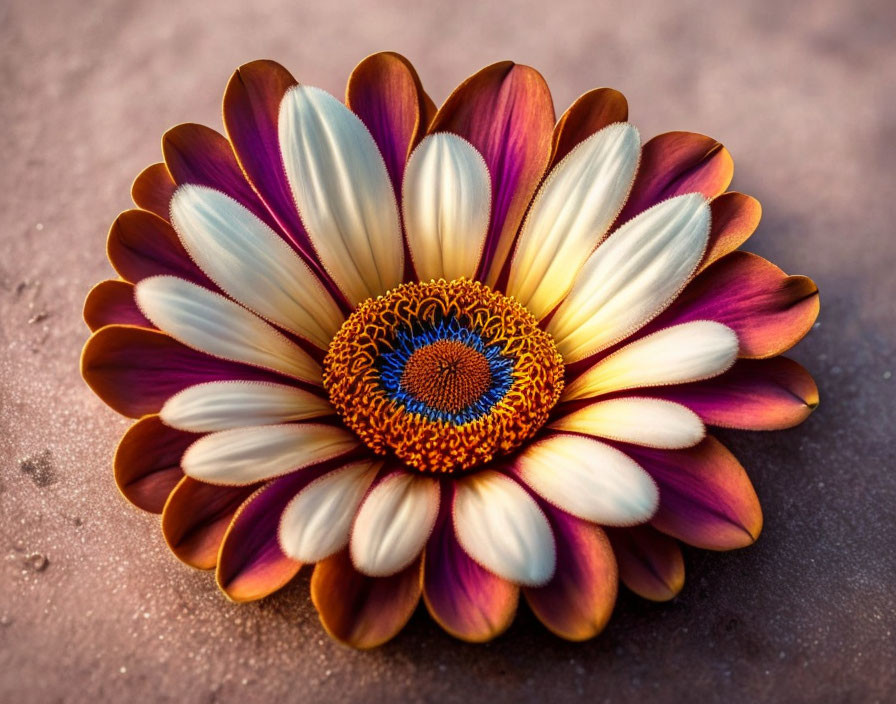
[82,52,819,647]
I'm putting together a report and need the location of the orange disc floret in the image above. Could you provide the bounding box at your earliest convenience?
[323,278,564,474]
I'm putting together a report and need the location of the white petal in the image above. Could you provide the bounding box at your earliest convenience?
[402,133,491,282]
[135,275,320,384]
[548,193,711,362]
[550,397,705,449]
[453,471,555,586]
[160,381,332,432]
[508,123,640,320]
[181,423,358,485]
[170,184,343,349]
[279,459,381,562]
[563,320,739,401]
[350,472,440,577]
[516,434,658,525]
[279,85,403,305]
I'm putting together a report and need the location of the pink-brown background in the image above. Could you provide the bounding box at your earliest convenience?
[2,0,894,701]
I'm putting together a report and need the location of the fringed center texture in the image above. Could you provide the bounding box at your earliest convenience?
[323,278,565,473]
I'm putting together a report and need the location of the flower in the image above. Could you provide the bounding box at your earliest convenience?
[81,52,819,648]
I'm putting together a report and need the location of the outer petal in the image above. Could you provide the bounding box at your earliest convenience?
[350,471,440,577]
[644,357,819,430]
[161,477,257,569]
[547,193,711,362]
[550,397,705,449]
[548,88,629,169]
[453,470,555,586]
[113,415,196,513]
[162,123,282,234]
[135,276,321,384]
[507,122,641,320]
[131,162,176,221]
[423,490,519,643]
[523,505,617,641]
[622,437,763,550]
[81,326,295,418]
[311,550,422,649]
[513,433,658,525]
[616,131,733,224]
[216,467,333,602]
[606,525,685,601]
[170,184,344,349]
[160,381,332,432]
[562,321,739,402]
[279,85,404,305]
[279,459,381,563]
[402,133,491,282]
[699,192,762,273]
[107,209,214,287]
[346,51,435,194]
[83,280,152,331]
[181,423,358,486]
[222,60,319,264]
[429,61,555,285]
[644,251,820,359]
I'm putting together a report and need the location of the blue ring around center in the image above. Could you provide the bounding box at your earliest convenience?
[377,315,515,425]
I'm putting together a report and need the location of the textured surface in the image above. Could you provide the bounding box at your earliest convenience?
[1,0,894,701]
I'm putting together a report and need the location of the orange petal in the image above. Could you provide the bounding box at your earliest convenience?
[617,131,733,225]
[429,61,554,286]
[311,549,422,649]
[161,477,258,569]
[549,87,629,169]
[113,415,197,513]
[606,525,685,601]
[83,279,152,331]
[131,162,176,221]
[699,192,762,273]
[523,505,617,641]
[622,437,763,551]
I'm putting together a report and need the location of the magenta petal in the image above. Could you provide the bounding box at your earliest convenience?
[107,209,216,288]
[423,484,518,642]
[215,466,337,602]
[114,416,197,513]
[429,61,554,286]
[616,131,734,225]
[640,251,819,359]
[162,478,259,570]
[523,502,617,641]
[619,437,763,551]
[81,326,302,418]
[83,280,153,331]
[347,51,434,197]
[643,357,819,430]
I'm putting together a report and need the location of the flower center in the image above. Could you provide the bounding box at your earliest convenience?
[323,278,564,474]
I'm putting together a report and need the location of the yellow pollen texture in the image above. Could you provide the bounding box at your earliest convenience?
[322,278,565,474]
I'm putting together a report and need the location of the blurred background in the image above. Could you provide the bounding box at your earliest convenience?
[1,0,894,701]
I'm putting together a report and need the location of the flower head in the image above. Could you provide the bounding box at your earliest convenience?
[82,53,819,647]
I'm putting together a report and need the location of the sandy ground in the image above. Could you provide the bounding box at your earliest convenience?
[1,0,894,701]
